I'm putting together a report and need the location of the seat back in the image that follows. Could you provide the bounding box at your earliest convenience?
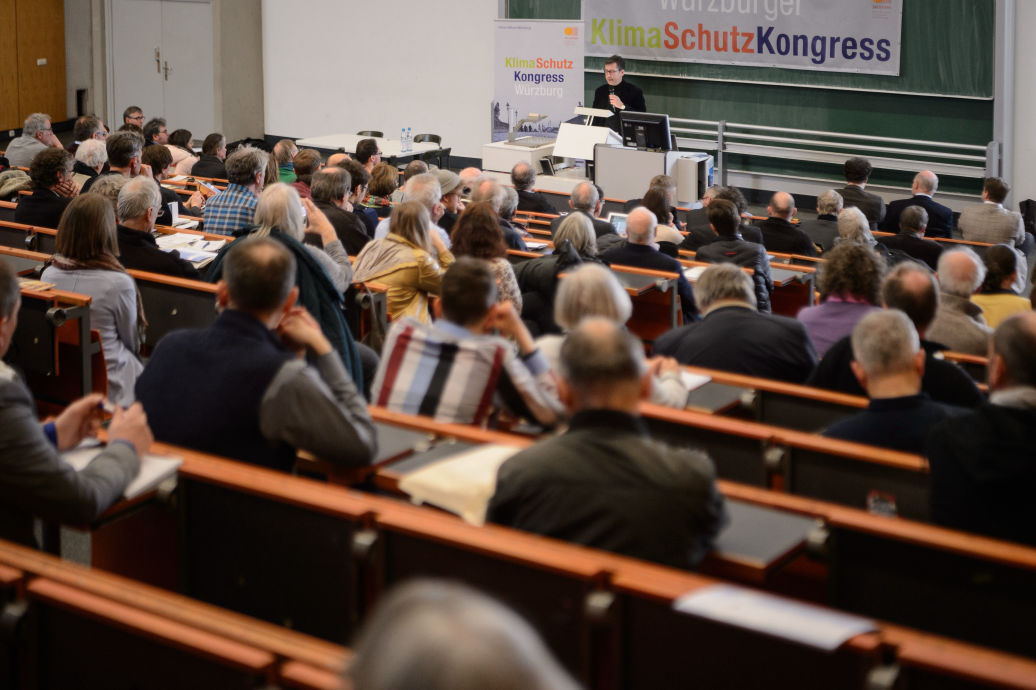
[355,130,383,138]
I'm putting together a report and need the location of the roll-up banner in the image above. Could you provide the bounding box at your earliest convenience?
[492,20,585,142]
[582,0,902,76]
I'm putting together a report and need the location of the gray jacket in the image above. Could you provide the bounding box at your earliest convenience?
[958,202,1025,248]
[0,362,139,547]
[927,293,993,356]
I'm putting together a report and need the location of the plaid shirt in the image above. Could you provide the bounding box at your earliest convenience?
[372,318,561,428]
[203,183,258,236]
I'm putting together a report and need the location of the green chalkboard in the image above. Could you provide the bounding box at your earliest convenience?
[506,0,995,147]
[507,0,994,98]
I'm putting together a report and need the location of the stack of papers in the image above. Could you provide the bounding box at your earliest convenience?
[397,444,523,525]
[62,442,182,500]
[155,233,225,268]
[683,265,707,281]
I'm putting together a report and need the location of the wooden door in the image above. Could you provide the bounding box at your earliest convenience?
[0,0,18,131]
[15,0,66,122]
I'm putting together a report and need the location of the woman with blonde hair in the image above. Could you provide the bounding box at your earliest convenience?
[41,194,144,406]
[536,263,689,408]
[352,201,455,323]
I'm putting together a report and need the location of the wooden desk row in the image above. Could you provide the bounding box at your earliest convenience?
[83,422,1036,688]
[0,538,347,690]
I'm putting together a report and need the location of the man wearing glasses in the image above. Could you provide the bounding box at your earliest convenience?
[356,138,382,174]
[591,54,646,133]
[123,106,145,129]
[4,113,64,168]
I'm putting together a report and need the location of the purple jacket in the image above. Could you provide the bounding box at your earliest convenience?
[797,298,880,358]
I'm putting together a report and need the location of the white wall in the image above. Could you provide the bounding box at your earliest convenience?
[1012,0,1036,202]
[65,0,93,119]
[261,0,496,159]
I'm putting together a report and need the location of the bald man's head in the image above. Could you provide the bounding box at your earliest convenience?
[767,191,795,219]
[913,170,938,195]
[626,207,657,244]
[937,249,985,298]
[326,152,351,168]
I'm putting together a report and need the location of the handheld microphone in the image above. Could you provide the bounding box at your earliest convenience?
[608,86,616,112]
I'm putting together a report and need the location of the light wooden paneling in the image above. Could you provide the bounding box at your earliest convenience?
[15,0,66,123]
[0,0,19,131]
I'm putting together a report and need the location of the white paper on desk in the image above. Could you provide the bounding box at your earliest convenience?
[683,265,707,281]
[173,219,200,230]
[524,240,549,250]
[673,584,877,651]
[62,444,182,501]
[168,201,179,224]
[680,371,712,391]
[155,232,199,250]
[397,444,522,526]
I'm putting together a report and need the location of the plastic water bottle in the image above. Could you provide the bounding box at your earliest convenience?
[406,127,413,153]
[401,127,406,152]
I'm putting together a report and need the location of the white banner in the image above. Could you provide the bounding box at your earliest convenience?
[492,20,585,143]
[582,0,902,76]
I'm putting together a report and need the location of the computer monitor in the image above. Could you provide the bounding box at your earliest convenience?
[619,111,672,151]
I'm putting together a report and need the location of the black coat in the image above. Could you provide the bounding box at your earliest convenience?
[654,305,817,383]
[880,195,953,239]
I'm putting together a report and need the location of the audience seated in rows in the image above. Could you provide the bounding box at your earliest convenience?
[143,117,169,147]
[958,176,1033,255]
[14,149,77,229]
[354,201,454,323]
[0,261,151,547]
[73,139,107,182]
[681,184,723,248]
[536,264,689,409]
[876,205,943,271]
[640,185,685,248]
[347,580,579,690]
[880,170,953,238]
[207,183,366,387]
[363,162,397,218]
[310,167,371,255]
[165,128,198,176]
[203,145,267,236]
[373,172,451,248]
[511,161,555,215]
[450,201,523,310]
[839,156,885,229]
[41,194,144,406]
[499,186,527,244]
[81,131,146,194]
[796,242,884,358]
[695,198,773,313]
[971,244,1032,329]
[66,114,107,157]
[822,309,967,453]
[547,181,618,243]
[655,263,817,382]
[927,248,993,356]
[626,175,685,234]
[289,149,322,201]
[137,236,375,473]
[356,138,381,174]
[797,189,842,253]
[929,312,1036,545]
[600,207,698,323]
[5,113,63,168]
[516,211,602,336]
[336,157,378,237]
[471,178,527,251]
[141,144,203,226]
[435,168,464,234]
[393,160,428,204]
[488,317,727,568]
[807,262,984,407]
[273,139,298,182]
[372,257,561,428]
[122,105,144,129]
[757,191,817,257]
[190,133,228,179]
[116,176,199,278]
